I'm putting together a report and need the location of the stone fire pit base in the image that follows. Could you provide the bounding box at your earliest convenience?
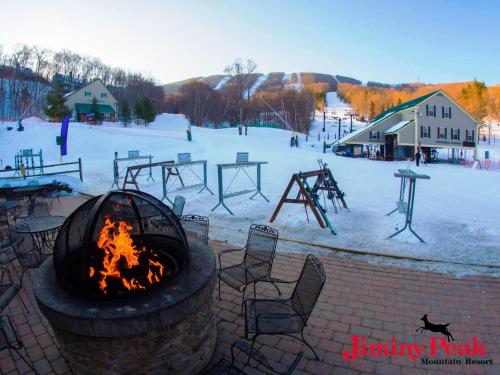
[33,240,216,375]
[53,297,216,375]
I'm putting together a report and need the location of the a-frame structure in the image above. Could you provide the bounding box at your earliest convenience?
[270,165,348,234]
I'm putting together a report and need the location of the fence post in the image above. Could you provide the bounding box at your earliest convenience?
[78,158,83,181]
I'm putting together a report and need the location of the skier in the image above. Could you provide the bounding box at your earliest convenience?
[415,149,421,167]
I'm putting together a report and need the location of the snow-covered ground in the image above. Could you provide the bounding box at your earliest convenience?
[1,112,499,277]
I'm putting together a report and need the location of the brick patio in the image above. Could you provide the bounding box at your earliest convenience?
[1,198,499,374]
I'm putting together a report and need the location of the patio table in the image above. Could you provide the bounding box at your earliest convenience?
[14,215,66,254]
[0,201,19,211]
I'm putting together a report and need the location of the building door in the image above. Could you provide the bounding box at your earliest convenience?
[384,135,395,161]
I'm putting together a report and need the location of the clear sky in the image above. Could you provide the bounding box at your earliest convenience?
[1,0,498,85]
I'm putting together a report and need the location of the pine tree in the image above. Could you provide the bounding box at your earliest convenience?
[44,85,70,121]
[134,100,144,124]
[139,96,156,126]
[90,96,102,124]
[120,100,131,127]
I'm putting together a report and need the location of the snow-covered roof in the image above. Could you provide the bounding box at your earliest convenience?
[384,120,414,134]
[333,124,369,145]
[63,91,75,98]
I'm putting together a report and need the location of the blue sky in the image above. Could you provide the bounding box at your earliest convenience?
[0,0,498,85]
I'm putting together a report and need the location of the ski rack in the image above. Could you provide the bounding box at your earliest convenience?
[112,151,153,188]
[270,167,348,235]
[161,156,213,204]
[211,158,268,215]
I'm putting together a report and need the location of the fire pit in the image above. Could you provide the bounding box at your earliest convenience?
[33,190,217,375]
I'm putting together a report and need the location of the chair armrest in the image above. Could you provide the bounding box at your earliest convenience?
[218,247,245,268]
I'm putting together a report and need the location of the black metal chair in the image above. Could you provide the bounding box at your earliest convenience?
[0,314,37,374]
[202,340,303,375]
[218,224,281,314]
[32,201,51,217]
[172,195,186,218]
[180,215,209,245]
[10,225,49,289]
[10,198,33,224]
[244,254,326,360]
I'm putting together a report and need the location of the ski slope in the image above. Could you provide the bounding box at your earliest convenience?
[1,115,499,276]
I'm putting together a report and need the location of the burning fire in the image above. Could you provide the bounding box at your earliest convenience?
[91,216,164,294]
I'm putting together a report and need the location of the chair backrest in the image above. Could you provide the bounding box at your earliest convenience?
[33,202,50,217]
[291,254,326,320]
[172,196,185,218]
[180,215,209,244]
[243,224,278,275]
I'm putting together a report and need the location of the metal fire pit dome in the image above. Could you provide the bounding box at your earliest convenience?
[53,189,189,298]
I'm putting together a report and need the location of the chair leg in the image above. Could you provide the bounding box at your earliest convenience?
[270,280,282,296]
[17,291,30,314]
[301,330,320,361]
[11,347,39,375]
[240,286,246,315]
[218,275,221,300]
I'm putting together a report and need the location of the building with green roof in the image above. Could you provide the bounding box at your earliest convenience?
[64,79,118,122]
[334,90,478,161]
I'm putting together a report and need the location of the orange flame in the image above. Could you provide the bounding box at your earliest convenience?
[91,216,164,294]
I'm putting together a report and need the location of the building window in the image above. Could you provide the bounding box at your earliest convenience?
[84,91,91,97]
[101,92,107,98]
[426,104,436,117]
[466,129,475,142]
[451,128,460,140]
[369,131,380,140]
[437,127,447,139]
[420,126,431,138]
[442,106,452,118]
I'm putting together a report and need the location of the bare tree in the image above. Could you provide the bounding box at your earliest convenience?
[32,46,51,77]
[9,44,33,69]
[223,58,257,122]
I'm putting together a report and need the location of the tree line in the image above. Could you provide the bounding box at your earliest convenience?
[165,59,320,133]
[337,81,499,124]
[0,43,164,120]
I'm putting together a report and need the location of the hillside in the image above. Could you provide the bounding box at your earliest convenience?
[161,72,362,95]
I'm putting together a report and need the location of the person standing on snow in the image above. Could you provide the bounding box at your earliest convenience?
[415,149,421,166]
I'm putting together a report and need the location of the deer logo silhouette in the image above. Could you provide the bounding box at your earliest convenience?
[416,314,455,342]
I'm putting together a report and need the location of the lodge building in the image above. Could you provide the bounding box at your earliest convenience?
[64,79,118,122]
[335,90,478,161]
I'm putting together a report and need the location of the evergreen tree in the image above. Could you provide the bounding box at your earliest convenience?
[120,100,131,127]
[134,100,144,124]
[90,96,102,123]
[369,101,376,120]
[43,85,70,121]
[137,96,156,126]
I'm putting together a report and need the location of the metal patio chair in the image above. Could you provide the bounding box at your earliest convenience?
[32,201,51,218]
[172,195,186,218]
[10,225,49,289]
[180,215,209,245]
[0,314,38,374]
[218,224,281,314]
[244,254,326,360]
[202,340,303,375]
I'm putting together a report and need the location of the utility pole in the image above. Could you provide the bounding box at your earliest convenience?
[338,118,341,141]
[323,111,326,132]
[346,110,356,133]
